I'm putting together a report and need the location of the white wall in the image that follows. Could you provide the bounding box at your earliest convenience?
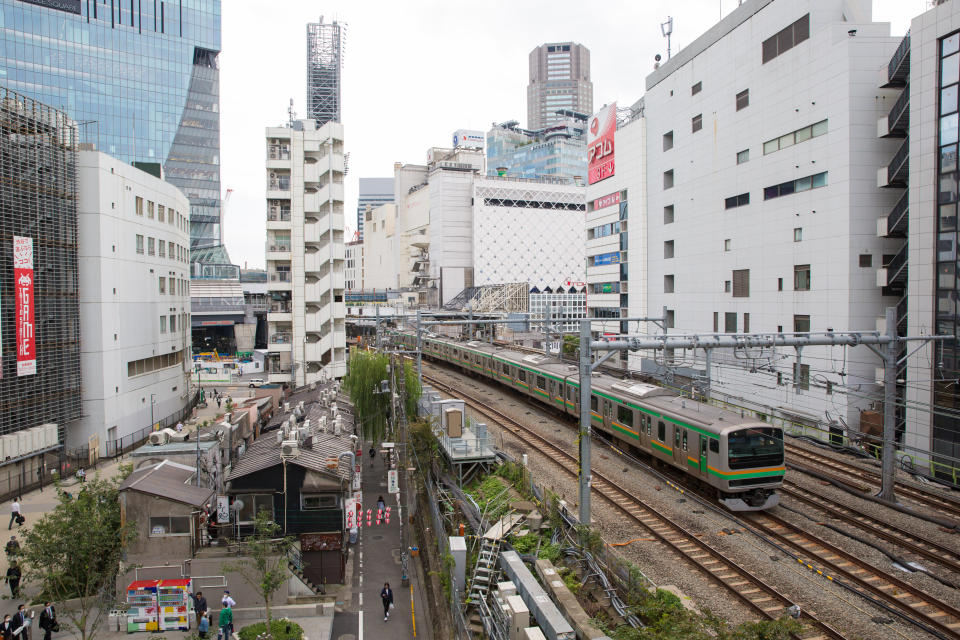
[73,151,192,453]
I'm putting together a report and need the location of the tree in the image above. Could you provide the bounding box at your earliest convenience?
[343,347,390,443]
[402,359,422,420]
[222,510,292,630]
[18,469,136,640]
[562,335,578,357]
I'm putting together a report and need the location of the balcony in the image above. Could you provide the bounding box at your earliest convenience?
[268,272,293,290]
[878,137,909,187]
[885,31,910,88]
[268,332,293,351]
[304,212,344,243]
[878,191,908,238]
[268,301,292,323]
[266,243,291,260]
[877,242,908,288]
[304,183,345,212]
[267,176,291,199]
[897,294,908,337]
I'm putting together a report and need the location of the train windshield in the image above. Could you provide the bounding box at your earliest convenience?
[728,427,784,469]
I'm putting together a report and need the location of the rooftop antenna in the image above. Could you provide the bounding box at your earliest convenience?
[288,99,296,126]
[661,16,674,60]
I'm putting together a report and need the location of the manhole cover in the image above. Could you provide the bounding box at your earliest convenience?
[372,535,384,541]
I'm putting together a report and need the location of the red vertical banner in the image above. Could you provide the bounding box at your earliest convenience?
[587,102,617,185]
[13,236,36,377]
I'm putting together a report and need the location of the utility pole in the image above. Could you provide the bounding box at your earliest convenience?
[415,307,423,385]
[880,307,899,502]
[375,305,381,350]
[544,304,552,357]
[577,320,592,527]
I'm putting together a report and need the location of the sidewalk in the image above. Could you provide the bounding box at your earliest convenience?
[331,445,430,639]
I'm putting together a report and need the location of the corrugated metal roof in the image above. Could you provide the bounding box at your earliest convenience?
[227,431,355,482]
[120,461,215,507]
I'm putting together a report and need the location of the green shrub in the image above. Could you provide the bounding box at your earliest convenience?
[538,543,561,563]
[511,533,541,555]
[237,619,303,640]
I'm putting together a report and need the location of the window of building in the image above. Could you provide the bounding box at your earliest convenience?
[793,314,810,333]
[149,516,190,537]
[135,196,143,216]
[794,363,810,390]
[737,149,750,164]
[859,254,872,267]
[762,13,810,64]
[778,277,783,291]
[763,119,828,154]
[794,228,802,242]
[725,193,750,209]
[158,277,165,295]
[743,312,750,332]
[692,114,702,133]
[663,131,674,151]
[147,201,154,219]
[664,205,675,224]
[764,172,828,199]
[170,315,176,332]
[692,81,702,95]
[664,274,675,293]
[666,309,675,328]
[169,210,176,225]
[736,89,749,111]
[713,312,719,332]
[136,235,144,254]
[664,240,674,259]
[725,312,738,333]
[147,237,155,255]
[724,280,732,293]
[158,240,166,257]
[236,494,274,523]
[301,494,339,510]
[732,269,750,297]
[724,239,731,251]
[157,205,165,223]
[160,316,166,333]
[663,169,674,189]
[794,264,811,290]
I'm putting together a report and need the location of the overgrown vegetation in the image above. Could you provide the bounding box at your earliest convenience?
[19,466,136,640]
[464,474,513,523]
[402,359,422,419]
[237,619,303,640]
[562,334,579,357]
[343,347,391,443]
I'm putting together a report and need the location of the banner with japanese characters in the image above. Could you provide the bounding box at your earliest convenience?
[14,236,36,377]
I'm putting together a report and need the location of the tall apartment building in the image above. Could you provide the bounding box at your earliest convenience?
[0,88,80,490]
[74,151,192,455]
[1,0,224,251]
[884,0,960,479]
[641,0,901,436]
[527,42,593,129]
[345,241,363,291]
[265,120,346,386]
[307,18,344,128]
[356,177,394,241]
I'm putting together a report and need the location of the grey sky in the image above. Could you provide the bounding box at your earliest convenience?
[221,0,923,270]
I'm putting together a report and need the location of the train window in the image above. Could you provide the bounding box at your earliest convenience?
[617,405,632,427]
[537,376,546,390]
[518,370,526,383]
[658,421,666,442]
[591,396,598,412]
[682,430,688,451]
[728,428,783,469]
[674,427,681,449]
[710,439,719,453]
[568,386,574,400]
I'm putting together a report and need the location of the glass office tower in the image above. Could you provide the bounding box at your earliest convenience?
[0,0,222,250]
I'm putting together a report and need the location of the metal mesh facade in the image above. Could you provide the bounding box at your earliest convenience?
[0,87,81,439]
[306,20,343,127]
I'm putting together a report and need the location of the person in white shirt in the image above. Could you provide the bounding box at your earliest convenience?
[221,591,236,608]
[176,422,184,433]
[8,500,22,530]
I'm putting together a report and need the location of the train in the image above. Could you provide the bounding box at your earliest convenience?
[398,331,784,511]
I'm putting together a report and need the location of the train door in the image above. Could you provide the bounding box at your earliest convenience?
[602,399,614,432]
[699,436,709,477]
[673,426,684,466]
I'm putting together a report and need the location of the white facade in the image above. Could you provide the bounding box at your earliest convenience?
[345,241,362,291]
[640,0,901,432]
[265,120,347,386]
[473,176,586,288]
[73,151,192,454]
[529,290,587,333]
[362,203,398,291]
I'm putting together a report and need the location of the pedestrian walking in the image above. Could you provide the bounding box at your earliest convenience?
[1,614,14,640]
[369,446,376,467]
[76,468,86,483]
[38,602,57,640]
[216,397,221,409]
[8,499,23,530]
[380,582,394,621]
[197,612,210,639]
[176,421,184,433]
[6,561,21,598]
[221,591,236,635]
[190,590,208,628]
[11,605,27,640]
[5,536,20,559]
[376,496,386,513]
[36,467,42,493]
[217,603,232,640]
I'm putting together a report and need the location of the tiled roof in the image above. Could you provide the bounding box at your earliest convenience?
[119,460,215,507]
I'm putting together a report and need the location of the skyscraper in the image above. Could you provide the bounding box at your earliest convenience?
[356,177,394,241]
[0,0,223,251]
[527,42,593,130]
[307,18,344,127]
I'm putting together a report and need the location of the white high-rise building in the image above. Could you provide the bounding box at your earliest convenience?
[639,0,901,435]
[265,119,346,386]
[73,151,193,455]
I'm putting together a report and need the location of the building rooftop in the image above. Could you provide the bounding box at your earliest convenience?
[119,460,215,507]
[131,438,219,456]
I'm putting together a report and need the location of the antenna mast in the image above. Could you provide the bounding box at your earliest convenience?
[661,16,674,59]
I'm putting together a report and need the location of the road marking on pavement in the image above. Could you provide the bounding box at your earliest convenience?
[410,584,416,638]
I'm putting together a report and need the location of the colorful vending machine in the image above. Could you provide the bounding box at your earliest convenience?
[125,580,159,632]
[157,579,193,631]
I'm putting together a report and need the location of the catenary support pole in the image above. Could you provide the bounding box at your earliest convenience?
[880,306,898,503]
[544,304,552,357]
[578,319,592,526]
[416,307,423,385]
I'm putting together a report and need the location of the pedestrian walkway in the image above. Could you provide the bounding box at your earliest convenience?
[331,445,430,640]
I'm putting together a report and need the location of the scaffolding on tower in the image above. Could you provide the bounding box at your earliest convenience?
[306,17,344,127]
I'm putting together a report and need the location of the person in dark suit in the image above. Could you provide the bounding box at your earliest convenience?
[11,605,28,640]
[6,562,21,598]
[38,602,56,640]
[1,614,14,640]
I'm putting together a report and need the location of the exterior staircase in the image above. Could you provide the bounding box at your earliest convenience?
[466,536,500,605]
[287,546,325,595]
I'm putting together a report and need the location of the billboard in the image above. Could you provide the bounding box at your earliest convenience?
[592,251,620,266]
[593,191,621,211]
[453,129,485,150]
[14,236,36,377]
[588,103,616,184]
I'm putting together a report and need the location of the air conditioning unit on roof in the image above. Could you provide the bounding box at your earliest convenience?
[149,431,169,446]
[281,440,299,458]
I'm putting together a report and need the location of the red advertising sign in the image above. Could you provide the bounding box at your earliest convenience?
[592,191,621,211]
[13,236,36,377]
[587,102,617,185]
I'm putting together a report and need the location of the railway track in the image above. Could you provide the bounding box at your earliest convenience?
[422,370,845,640]
[785,444,960,522]
[743,510,960,639]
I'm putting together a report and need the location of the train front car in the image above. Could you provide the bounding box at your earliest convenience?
[716,424,785,510]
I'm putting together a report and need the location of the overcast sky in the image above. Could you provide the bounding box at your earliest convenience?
[220,0,924,270]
